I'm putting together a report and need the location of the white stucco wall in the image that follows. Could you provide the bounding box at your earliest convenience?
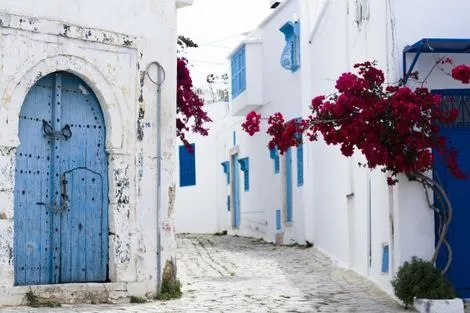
[0,0,180,305]
[175,101,230,234]
[300,0,470,295]
[216,0,305,244]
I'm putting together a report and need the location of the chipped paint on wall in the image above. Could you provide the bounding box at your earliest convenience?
[0,0,180,305]
[168,184,176,217]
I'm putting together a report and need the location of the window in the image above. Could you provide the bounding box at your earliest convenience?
[231,45,246,99]
[179,144,196,187]
[270,148,280,174]
[238,157,250,191]
[279,21,300,72]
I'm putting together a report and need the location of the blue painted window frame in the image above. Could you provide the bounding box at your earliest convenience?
[238,157,250,191]
[231,45,246,99]
[221,161,230,184]
[270,148,280,174]
[179,144,196,187]
[279,21,300,72]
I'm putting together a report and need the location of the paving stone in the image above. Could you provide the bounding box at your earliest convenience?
[0,234,408,313]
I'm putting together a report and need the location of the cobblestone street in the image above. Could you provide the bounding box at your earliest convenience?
[0,234,407,313]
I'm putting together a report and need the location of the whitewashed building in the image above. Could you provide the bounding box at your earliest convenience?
[0,0,191,306]
[177,0,470,299]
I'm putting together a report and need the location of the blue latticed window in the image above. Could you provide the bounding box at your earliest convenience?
[179,144,196,187]
[279,21,300,72]
[231,45,246,98]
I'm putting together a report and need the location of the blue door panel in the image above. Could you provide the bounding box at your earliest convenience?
[433,90,470,297]
[231,154,240,228]
[285,149,293,222]
[59,74,108,283]
[14,72,108,285]
[14,75,54,285]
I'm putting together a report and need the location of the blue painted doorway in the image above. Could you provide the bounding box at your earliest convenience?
[231,154,241,228]
[14,72,109,285]
[433,89,470,297]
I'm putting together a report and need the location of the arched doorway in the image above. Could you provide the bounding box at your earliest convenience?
[14,72,109,285]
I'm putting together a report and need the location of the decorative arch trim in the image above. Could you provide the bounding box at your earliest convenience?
[3,54,124,150]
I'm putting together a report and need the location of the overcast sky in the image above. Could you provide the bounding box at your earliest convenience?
[177,0,272,87]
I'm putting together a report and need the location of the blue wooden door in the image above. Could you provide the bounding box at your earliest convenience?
[231,154,240,228]
[433,89,470,297]
[285,148,293,222]
[14,72,108,285]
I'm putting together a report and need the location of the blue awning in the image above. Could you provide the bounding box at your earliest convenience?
[403,38,470,83]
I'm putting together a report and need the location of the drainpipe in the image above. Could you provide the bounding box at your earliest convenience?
[145,61,166,294]
[308,0,330,44]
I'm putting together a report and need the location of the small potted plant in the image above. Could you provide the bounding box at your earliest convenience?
[391,257,463,313]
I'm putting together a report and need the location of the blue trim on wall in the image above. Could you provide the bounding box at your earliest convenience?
[381,244,390,273]
[279,21,300,72]
[221,161,230,184]
[233,131,237,146]
[232,153,241,228]
[276,210,281,230]
[179,144,196,187]
[231,45,246,99]
[238,157,250,191]
[227,195,231,211]
[285,148,293,222]
[270,148,280,174]
[297,144,304,186]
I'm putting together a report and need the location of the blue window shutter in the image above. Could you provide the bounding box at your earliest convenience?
[238,157,250,191]
[270,148,280,174]
[297,144,304,186]
[221,161,230,184]
[231,45,246,99]
[381,244,390,273]
[179,144,196,187]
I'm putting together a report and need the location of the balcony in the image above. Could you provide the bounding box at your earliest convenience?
[228,38,264,116]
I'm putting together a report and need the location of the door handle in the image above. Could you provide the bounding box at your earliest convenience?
[42,120,72,140]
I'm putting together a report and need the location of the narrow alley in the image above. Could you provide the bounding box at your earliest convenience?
[0,234,406,312]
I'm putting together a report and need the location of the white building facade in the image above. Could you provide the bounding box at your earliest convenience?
[176,0,470,299]
[0,0,190,306]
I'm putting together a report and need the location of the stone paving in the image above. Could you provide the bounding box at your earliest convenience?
[0,234,408,312]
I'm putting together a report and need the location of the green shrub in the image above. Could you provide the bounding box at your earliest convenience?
[129,296,147,303]
[155,279,182,301]
[391,256,457,308]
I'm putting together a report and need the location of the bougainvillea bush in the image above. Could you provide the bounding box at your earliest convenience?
[242,61,468,185]
[177,57,212,149]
